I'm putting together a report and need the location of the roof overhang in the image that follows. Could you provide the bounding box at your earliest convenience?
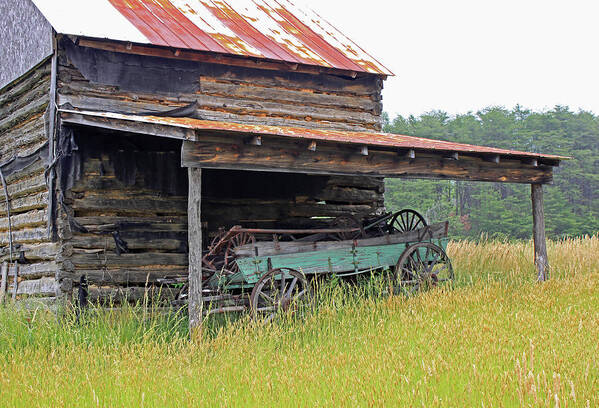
[59,109,567,184]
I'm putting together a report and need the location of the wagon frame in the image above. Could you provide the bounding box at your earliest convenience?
[191,210,454,319]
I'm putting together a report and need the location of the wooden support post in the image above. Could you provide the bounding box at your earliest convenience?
[11,263,18,300]
[531,184,548,281]
[0,262,7,304]
[188,168,203,332]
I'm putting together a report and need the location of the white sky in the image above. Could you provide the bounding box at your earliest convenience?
[300,0,599,118]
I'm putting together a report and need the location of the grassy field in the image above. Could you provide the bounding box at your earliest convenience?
[0,236,598,407]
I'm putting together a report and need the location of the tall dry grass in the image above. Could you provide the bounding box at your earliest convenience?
[0,236,597,407]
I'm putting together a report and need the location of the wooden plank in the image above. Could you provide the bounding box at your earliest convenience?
[71,193,187,215]
[0,191,48,216]
[182,140,554,184]
[234,222,449,257]
[0,209,47,232]
[0,242,59,263]
[70,253,189,268]
[188,167,202,330]
[70,235,186,252]
[0,262,7,304]
[14,277,56,297]
[60,267,188,285]
[11,264,18,300]
[17,262,58,279]
[532,184,549,281]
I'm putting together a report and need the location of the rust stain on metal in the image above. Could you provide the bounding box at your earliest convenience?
[99,0,392,75]
[59,109,567,161]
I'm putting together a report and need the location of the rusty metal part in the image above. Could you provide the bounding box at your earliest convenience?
[59,109,569,162]
[32,0,392,75]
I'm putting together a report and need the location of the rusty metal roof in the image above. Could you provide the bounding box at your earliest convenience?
[58,109,567,162]
[32,0,392,75]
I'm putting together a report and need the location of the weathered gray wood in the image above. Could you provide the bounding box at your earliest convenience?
[11,264,18,300]
[234,222,449,257]
[6,172,46,199]
[0,227,50,245]
[14,276,56,297]
[16,262,58,279]
[0,262,7,304]
[182,140,554,184]
[84,285,179,304]
[69,253,189,268]
[70,235,185,252]
[71,193,187,215]
[531,184,549,281]
[0,191,48,216]
[60,267,188,285]
[0,242,58,262]
[0,209,47,232]
[188,167,202,330]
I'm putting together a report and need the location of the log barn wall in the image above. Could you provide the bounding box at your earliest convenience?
[0,58,57,304]
[56,38,384,132]
[55,129,384,305]
[49,37,387,305]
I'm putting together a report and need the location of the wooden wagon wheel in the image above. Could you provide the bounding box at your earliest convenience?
[394,242,453,296]
[250,268,309,322]
[388,209,427,234]
[330,215,364,241]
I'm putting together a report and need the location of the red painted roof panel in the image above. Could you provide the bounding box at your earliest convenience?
[32,0,393,75]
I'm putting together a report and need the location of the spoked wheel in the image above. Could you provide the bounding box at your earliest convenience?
[330,215,364,241]
[250,268,310,322]
[394,242,453,296]
[388,209,427,234]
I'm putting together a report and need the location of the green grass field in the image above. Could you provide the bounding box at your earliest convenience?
[0,237,598,407]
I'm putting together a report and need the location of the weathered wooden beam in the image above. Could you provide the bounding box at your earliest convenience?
[181,139,554,184]
[0,262,7,304]
[188,168,203,332]
[531,184,549,281]
[234,222,448,257]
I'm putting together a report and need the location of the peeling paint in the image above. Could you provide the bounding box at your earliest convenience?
[32,0,393,75]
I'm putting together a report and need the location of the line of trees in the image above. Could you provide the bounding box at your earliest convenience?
[383,106,599,239]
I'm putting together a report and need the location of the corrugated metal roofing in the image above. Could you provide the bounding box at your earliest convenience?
[31,0,392,75]
[58,109,567,162]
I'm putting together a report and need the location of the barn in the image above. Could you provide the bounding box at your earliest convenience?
[0,0,565,323]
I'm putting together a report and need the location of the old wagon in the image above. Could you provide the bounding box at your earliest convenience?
[190,210,453,319]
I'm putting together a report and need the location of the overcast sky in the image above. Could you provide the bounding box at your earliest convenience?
[300,0,599,119]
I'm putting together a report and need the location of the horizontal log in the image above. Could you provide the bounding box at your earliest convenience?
[315,186,380,204]
[6,172,47,200]
[59,99,376,133]
[0,242,59,263]
[71,193,187,215]
[0,61,50,108]
[0,191,48,216]
[0,72,51,120]
[327,176,385,191]
[182,139,554,184]
[234,222,449,257]
[0,227,50,245]
[61,267,188,285]
[0,209,47,232]
[58,92,380,129]
[17,262,58,279]
[199,79,381,113]
[5,159,46,185]
[0,124,47,163]
[11,277,57,297]
[70,253,188,268]
[0,94,49,135]
[74,216,187,229]
[70,235,186,252]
